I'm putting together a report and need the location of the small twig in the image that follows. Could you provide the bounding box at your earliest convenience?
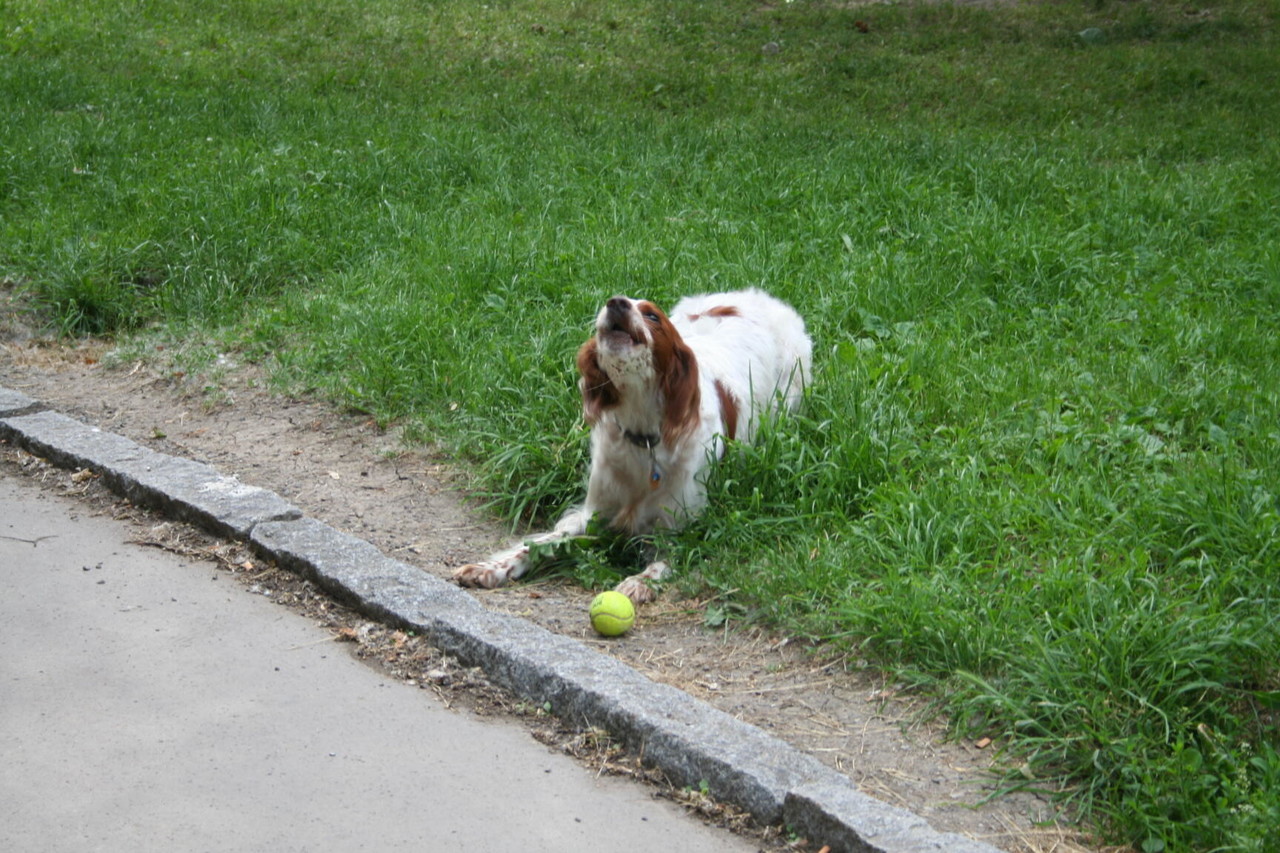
[723,678,833,695]
[0,533,56,547]
[285,635,339,651]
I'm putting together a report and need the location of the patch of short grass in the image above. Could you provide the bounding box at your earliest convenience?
[4,1,1279,849]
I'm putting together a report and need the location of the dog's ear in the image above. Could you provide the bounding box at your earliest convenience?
[660,339,701,445]
[576,338,618,423]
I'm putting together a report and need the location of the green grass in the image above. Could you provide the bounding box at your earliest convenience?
[3,0,1279,848]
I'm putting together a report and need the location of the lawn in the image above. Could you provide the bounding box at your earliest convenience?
[3,0,1278,849]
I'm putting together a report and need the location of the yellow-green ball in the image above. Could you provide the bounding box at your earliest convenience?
[589,591,635,637]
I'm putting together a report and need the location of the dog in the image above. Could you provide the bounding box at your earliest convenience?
[453,288,812,603]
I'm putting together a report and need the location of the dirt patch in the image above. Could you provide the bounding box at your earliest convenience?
[1,291,1097,852]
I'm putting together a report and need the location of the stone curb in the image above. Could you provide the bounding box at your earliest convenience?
[0,387,1004,853]
[0,409,302,540]
[0,386,39,417]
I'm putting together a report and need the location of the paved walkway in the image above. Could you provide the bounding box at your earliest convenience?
[0,472,756,853]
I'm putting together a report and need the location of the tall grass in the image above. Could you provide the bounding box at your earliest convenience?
[3,1,1278,848]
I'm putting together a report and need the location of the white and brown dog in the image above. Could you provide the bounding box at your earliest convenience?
[454,288,812,603]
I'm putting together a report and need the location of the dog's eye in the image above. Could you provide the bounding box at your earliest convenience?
[642,311,661,324]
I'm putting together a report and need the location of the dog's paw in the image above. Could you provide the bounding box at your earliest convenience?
[615,560,670,604]
[452,561,511,589]
[614,575,658,605]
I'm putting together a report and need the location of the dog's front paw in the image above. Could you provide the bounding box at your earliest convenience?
[616,560,670,604]
[453,545,531,590]
[615,575,658,605]
[452,561,511,589]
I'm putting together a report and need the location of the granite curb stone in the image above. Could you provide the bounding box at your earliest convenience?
[0,386,39,417]
[785,781,1004,853]
[0,385,1005,853]
[0,409,302,539]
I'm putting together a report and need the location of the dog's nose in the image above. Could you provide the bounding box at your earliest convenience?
[606,296,632,313]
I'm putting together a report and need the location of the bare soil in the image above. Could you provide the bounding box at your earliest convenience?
[1,289,1100,853]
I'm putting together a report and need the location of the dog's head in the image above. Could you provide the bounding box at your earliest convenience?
[576,296,699,444]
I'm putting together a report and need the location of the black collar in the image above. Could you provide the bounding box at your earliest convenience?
[623,429,660,450]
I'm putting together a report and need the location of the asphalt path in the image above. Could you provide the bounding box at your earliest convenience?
[0,471,757,853]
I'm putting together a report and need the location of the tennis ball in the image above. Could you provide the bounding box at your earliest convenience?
[589,591,635,637]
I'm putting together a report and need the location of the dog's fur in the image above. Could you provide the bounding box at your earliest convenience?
[453,288,811,603]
